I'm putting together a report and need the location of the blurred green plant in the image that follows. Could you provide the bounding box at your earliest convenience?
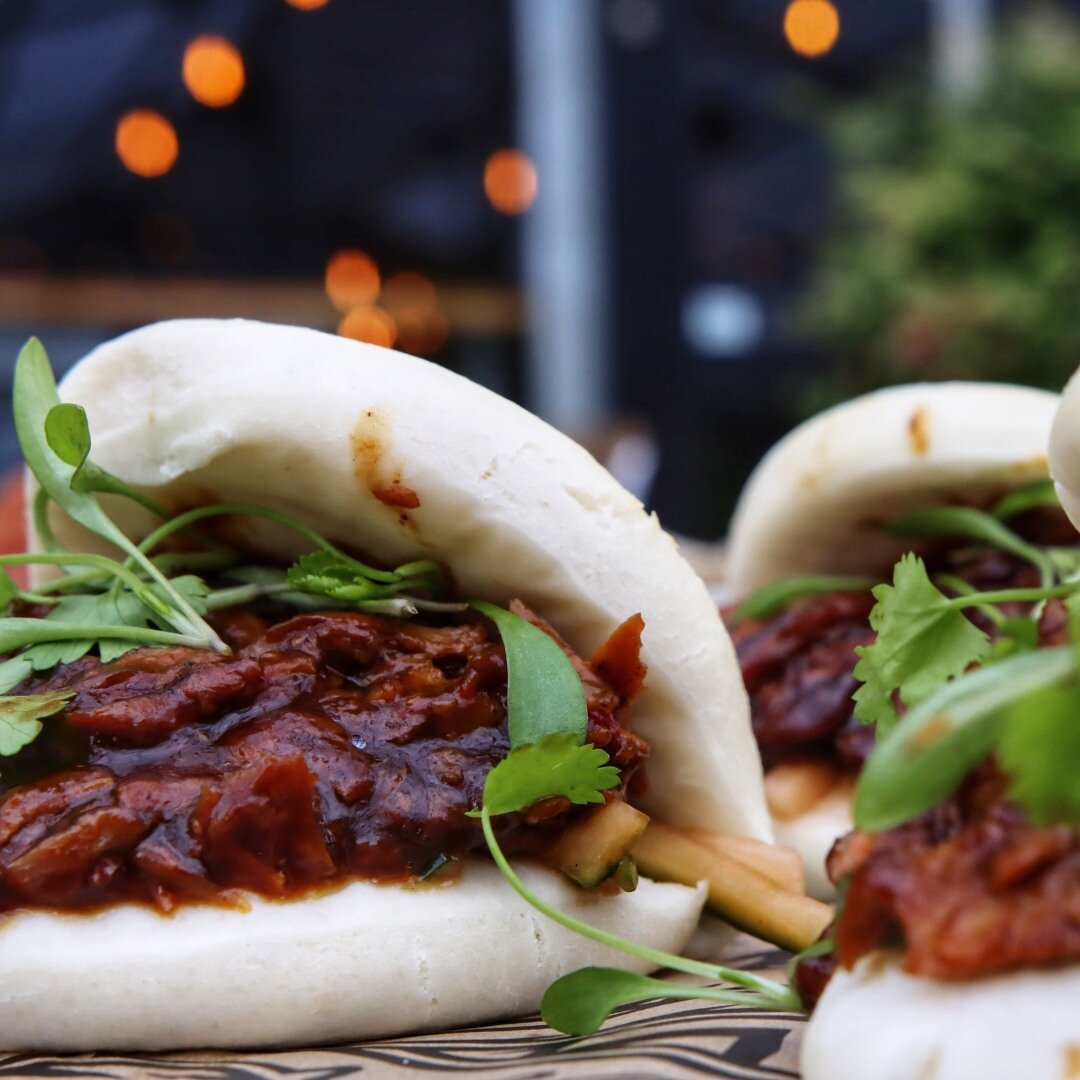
[802,8,1080,408]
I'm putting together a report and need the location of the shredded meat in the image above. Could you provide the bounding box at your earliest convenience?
[725,507,1079,773]
[0,606,648,915]
[827,765,1080,981]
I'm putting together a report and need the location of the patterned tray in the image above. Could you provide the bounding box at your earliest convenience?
[0,942,803,1079]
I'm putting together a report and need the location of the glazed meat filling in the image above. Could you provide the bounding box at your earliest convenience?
[0,602,649,915]
[726,507,1078,773]
[794,764,1080,1010]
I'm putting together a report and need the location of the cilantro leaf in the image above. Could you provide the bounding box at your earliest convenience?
[854,646,1076,831]
[998,684,1080,827]
[852,554,990,731]
[0,658,33,695]
[472,601,588,747]
[479,733,619,817]
[0,690,74,756]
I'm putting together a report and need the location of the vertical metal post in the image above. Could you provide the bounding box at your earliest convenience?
[932,0,993,102]
[512,0,610,429]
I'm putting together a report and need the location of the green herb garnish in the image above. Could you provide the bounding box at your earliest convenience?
[854,645,1077,830]
[471,601,588,747]
[732,574,876,623]
[886,505,1055,585]
[0,690,74,755]
[991,479,1060,521]
[471,738,800,1035]
[852,553,991,734]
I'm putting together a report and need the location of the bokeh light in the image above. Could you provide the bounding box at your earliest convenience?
[783,0,840,58]
[393,306,449,357]
[382,271,437,312]
[115,110,179,178]
[338,307,397,348]
[285,0,330,9]
[483,149,538,215]
[183,36,245,108]
[325,249,381,312]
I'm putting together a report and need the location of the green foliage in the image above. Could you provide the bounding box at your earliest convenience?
[0,690,74,756]
[471,600,588,747]
[998,683,1080,826]
[852,553,991,733]
[802,11,1080,403]
[477,734,619,817]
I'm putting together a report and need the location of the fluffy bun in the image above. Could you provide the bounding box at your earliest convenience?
[728,382,1058,593]
[802,953,1080,1080]
[771,786,851,900]
[52,318,766,840]
[1050,367,1080,533]
[0,863,705,1051]
[11,318,764,1049]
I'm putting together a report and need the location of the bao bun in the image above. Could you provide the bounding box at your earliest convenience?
[6,318,767,1051]
[727,382,1059,896]
[802,953,1080,1080]
[728,382,1058,592]
[1050,365,1080,534]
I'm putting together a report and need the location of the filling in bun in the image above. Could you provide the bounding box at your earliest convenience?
[0,598,648,914]
[796,762,1080,1009]
[724,504,1079,821]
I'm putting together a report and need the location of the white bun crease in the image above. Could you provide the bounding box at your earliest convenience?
[726,382,1058,898]
[8,317,768,1050]
[728,381,1059,593]
[802,952,1080,1080]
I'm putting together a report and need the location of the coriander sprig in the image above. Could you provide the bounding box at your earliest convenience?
[472,737,801,1036]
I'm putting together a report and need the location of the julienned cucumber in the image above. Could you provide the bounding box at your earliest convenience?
[547,800,650,888]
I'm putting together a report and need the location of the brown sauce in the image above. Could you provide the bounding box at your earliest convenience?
[725,507,1079,774]
[0,605,648,916]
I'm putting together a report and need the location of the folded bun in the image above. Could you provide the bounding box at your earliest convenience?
[802,953,1080,1080]
[52,318,767,841]
[12,318,763,1049]
[728,382,1058,593]
[771,786,851,900]
[0,862,705,1052]
[727,382,1058,897]
[1050,368,1080,534]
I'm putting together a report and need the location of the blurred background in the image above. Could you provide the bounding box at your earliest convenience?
[2,0,1078,539]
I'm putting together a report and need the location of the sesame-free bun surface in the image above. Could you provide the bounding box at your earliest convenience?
[771,787,851,900]
[728,382,1058,593]
[802,953,1080,1080]
[0,863,704,1052]
[1050,366,1080,533]
[13,317,765,1049]
[51,318,766,839]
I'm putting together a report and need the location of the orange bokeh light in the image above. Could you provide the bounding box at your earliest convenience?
[382,271,437,313]
[483,149,538,215]
[393,305,449,356]
[339,307,397,348]
[115,110,179,178]
[784,0,840,57]
[325,249,381,312]
[286,0,330,9]
[183,36,245,108]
